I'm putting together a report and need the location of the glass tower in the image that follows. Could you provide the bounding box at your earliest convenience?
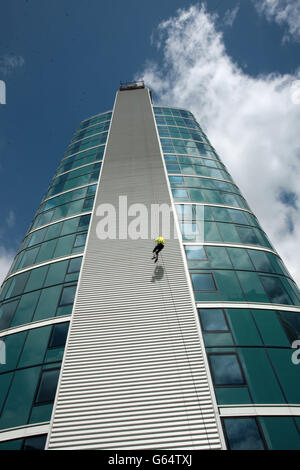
[0,84,299,450]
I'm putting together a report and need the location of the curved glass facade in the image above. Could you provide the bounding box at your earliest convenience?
[154,106,300,450]
[1,96,299,450]
[0,110,112,448]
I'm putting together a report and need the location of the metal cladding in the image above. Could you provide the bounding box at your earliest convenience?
[46,88,223,449]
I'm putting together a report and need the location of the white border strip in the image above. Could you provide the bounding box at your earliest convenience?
[195,302,300,312]
[168,172,235,184]
[27,211,92,236]
[0,315,71,338]
[0,423,50,443]
[43,181,97,203]
[55,160,102,179]
[184,241,277,255]
[219,404,300,417]
[72,118,111,136]
[5,253,83,280]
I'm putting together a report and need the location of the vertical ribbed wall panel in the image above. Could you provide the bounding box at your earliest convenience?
[47,88,223,449]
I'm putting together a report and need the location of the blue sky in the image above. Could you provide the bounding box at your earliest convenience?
[0,0,300,284]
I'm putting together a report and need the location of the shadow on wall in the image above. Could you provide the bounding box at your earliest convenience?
[151,265,164,283]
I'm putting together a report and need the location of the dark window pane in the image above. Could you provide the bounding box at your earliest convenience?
[199,308,228,331]
[6,272,30,299]
[260,276,291,304]
[248,250,274,273]
[23,435,47,450]
[228,209,248,224]
[191,273,216,291]
[278,311,300,342]
[35,369,60,404]
[223,418,264,450]
[79,214,91,227]
[83,197,94,210]
[74,233,87,247]
[209,354,244,385]
[67,257,82,274]
[236,226,259,245]
[49,322,69,348]
[59,285,77,306]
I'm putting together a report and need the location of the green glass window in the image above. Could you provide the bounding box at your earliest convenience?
[18,326,52,368]
[236,226,259,245]
[169,176,183,184]
[238,348,285,403]
[45,222,63,240]
[6,272,30,299]
[191,273,217,291]
[259,417,300,450]
[59,285,77,306]
[24,266,48,293]
[28,228,46,247]
[0,300,19,330]
[79,214,91,228]
[176,204,193,220]
[67,257,82,274]
[252,309,290,347]
[227,247,254,271]
[180,223,199,239]
[237,271,269,303]
[0,366,41,429]
[204,222,222,242]
[44,260,68,287]
[172,189,189,199]
[260,275,292,304]
[185,246,206,260]
[11,291,40,327]
[53,234,75,258]
[214,271,245,301]
[35,240,56,264]
[33,285,62,321]
[248,250,274,273]
[74,233,87,248]
[1,331,27,373]
[226,309,262,346]
[227,209,248,224]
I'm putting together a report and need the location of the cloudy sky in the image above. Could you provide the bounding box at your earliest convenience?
[0,0,300,285]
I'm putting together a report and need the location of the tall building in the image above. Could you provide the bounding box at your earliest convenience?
[0,83,300,450]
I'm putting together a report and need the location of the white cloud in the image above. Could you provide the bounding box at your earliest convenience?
[0,246,14,285]
[253,0,300,42]
[6,210,16,229]
[138,4,300,286]
[0,54,25,76]
[223,4,240,28]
